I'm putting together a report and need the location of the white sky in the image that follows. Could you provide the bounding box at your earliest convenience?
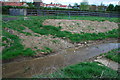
[1,0,120,6]
[44,0,119,5]
[32,0,119,6]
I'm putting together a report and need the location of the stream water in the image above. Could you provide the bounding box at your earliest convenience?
[2,42,120,78]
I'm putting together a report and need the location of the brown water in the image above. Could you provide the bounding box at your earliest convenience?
[2,43,119,78]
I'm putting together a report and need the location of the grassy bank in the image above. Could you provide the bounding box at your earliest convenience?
[34,62,119,78]
[2,15,119,59]
[3,16,119,43]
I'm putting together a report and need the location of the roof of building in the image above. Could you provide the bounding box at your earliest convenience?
[59,5,67,7]
[46,4,67,7]
[2,2,25,6]
[46,4,60,6]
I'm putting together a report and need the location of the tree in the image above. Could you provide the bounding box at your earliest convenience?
[80,0,89,10]
[73,3,79,9]
[97,3,106,11]
[107,4,114,11]
[68,4,72,8]
[68,4,72,7]
[74,3,79,7]
[27,2,34,7]
[114,5,120,12]
[89,5,97,11]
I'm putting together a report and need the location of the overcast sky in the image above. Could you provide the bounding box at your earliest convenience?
[42,0,119,6]
[2,0,120,6]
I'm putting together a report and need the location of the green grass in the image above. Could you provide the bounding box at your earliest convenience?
[3,15,120,23]
[2,29,35,60]
[103,48,120,63]
[56,16,120,23]
[34,62,119,78]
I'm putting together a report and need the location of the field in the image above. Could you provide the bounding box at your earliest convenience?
[2,15,119,60]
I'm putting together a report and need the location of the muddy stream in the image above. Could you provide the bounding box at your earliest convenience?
[2,41,119,78]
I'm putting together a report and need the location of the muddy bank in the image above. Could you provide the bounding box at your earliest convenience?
[2,41,120,78]
[2,38,118,64]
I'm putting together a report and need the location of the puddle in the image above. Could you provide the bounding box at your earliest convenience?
[2,43,120,78]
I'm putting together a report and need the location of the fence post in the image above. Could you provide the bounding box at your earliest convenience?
[57,12,58,19]
[68,12,71,20]
[24,9,27,16]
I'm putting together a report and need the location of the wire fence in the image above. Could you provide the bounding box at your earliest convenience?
[27,9,120,18]
[9,9,120,18]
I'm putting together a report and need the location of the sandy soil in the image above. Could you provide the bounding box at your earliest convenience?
[43,19,118,33]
